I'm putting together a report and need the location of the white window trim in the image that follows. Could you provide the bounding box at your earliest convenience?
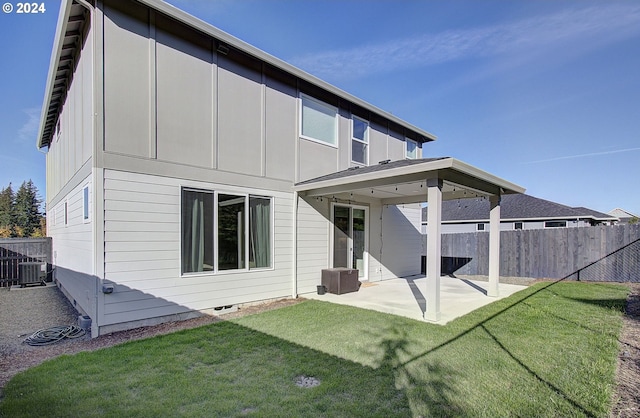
[82,184,91,223]
[351,116,369,165]
[405,138,418,159]
[329,202,369,281]
[544,220,567,228]
[299,93,339,148]
[180,187,275,277]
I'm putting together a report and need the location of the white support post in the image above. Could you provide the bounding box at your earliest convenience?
[425,178,442,322]
[488,195,501,297]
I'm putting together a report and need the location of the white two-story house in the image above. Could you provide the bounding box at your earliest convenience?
[38,0,524,336]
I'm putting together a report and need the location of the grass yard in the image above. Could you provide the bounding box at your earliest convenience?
[0,281,629,417]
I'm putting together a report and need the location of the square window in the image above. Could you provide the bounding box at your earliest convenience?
[300,95,337,146]
[514,222,523,230]
[477,223,485,231]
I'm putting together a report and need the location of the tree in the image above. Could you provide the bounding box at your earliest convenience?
[14,180,42,237]
[0,183,17,237]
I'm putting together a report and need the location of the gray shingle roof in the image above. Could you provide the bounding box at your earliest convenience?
[422,194,617,222]
[295,157,449,186]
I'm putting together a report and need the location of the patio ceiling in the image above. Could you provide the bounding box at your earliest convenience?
[293,158,525,205]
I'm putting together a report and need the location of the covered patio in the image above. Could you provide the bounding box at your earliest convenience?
[293,157,526,322]
[304,275,527,324]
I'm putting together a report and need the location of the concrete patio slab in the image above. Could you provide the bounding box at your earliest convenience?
[303,275,527,324]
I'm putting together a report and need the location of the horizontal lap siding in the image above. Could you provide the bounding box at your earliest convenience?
[102,170,293,326]
[49,176,96,318]
[296,197,329,293]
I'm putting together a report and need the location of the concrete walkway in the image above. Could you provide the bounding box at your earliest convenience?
[304,275,527,324]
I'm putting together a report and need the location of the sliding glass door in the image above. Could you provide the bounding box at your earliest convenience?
[332,204,368,279]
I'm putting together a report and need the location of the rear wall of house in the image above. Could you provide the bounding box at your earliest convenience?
[92,0,426,331]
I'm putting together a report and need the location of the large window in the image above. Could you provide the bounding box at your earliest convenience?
[406,138,418,159]
[300,94,337,146]
[181,189,272,275]
[351,116,369,165]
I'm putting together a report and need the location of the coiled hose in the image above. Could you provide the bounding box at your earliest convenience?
[23,325,86,346]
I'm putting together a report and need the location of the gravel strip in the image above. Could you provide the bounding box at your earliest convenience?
[0,285,301,393]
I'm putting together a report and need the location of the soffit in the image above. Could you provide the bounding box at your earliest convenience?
[293,158,526,205]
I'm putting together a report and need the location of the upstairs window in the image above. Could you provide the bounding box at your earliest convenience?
[514,222,523,230]
[351,116,369,165]
[406,138,418,159]
[300,94,337,146]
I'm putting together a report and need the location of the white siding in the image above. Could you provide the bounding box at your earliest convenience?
[48,176,96,318]
[296,196,329,293]
[101,170,294,327]
[380,204,422,279]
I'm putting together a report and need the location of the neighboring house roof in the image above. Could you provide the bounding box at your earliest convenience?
[608,208,639,219]
[421,194,618,223]
[38,0,437,149]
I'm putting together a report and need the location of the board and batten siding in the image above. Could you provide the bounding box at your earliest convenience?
[45,17,93,203]
[380,204,423,280]
[48,175,96,319]
[101,170,293,329]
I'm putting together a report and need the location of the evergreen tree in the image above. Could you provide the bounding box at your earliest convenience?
[0,183,16,237]
[14,180,42,237]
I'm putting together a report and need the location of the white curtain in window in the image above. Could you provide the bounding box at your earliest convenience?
[250,197,271,268]
[182,192,205,273]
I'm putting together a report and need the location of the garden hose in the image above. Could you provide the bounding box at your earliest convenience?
[23,325,86,346]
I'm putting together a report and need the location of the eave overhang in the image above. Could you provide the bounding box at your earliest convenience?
[293,158,525,205]
[37,0,436,149]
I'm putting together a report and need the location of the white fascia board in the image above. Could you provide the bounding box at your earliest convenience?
[36,0,75,149]
[450,159,526,195]
[293,158,454,194]
[138,0,437,142]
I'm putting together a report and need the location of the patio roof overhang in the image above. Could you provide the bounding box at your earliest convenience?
[293,157,525,204]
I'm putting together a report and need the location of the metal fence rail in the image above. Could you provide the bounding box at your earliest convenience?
[0,238,52,287]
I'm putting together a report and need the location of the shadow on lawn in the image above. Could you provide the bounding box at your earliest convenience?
[388,279,603,417]
[372,326,463,417]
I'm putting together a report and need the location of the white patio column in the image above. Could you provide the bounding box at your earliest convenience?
[488,194,501,297]
[425,178,442,322]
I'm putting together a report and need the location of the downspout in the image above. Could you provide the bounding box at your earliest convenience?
[292,191,298,298]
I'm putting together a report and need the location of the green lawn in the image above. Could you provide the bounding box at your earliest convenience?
[0,281,629,417]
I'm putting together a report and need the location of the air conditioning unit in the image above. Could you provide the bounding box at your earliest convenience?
[19,262,47,287]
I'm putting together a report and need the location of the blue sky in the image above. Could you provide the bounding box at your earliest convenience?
[1,0,639,215]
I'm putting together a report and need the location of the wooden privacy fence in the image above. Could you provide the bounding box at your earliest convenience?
[0,238,53,287]
[430,224,640,282]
